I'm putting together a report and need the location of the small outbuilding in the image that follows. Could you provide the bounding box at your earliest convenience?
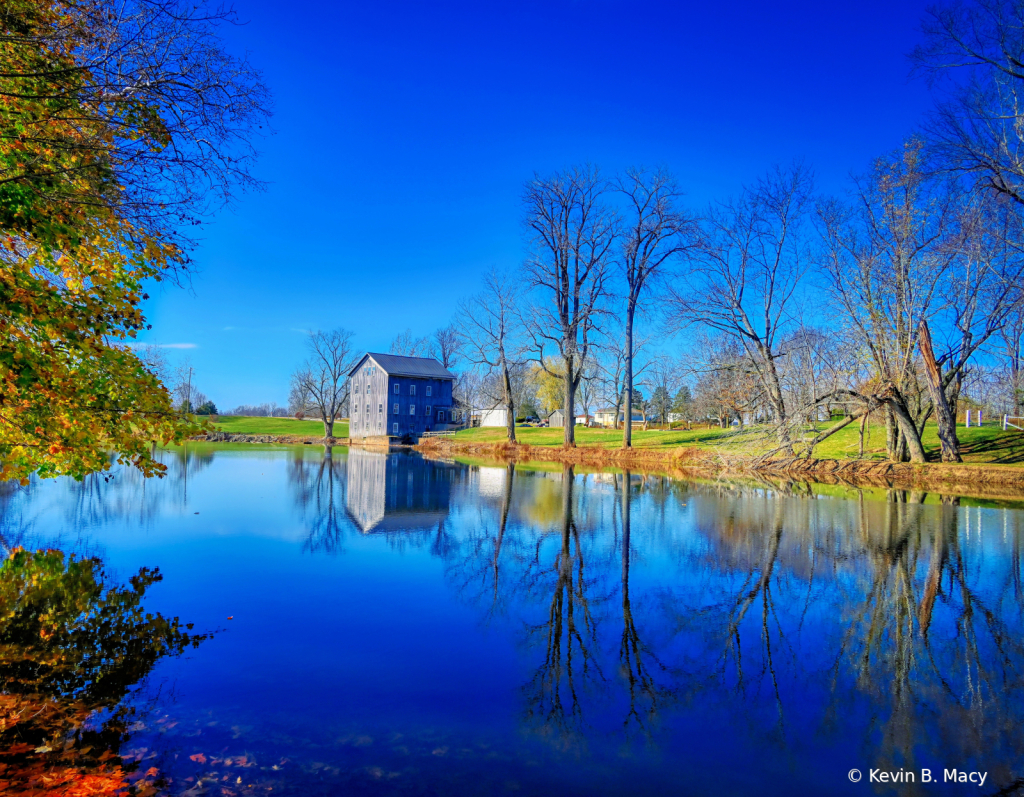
[548,409,565,428]
[472,407,509,428]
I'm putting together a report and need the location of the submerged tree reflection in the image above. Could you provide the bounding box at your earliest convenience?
[439,460,1024,781]
[289,446,348,553]
[0,547,208,795]
[519,465,607,748]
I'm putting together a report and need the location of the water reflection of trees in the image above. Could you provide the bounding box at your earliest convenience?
[673,485,1024,775]
[0,446,218,553]
[288,446,349,553]
[0,548,208,794]
[439,465,1024,776]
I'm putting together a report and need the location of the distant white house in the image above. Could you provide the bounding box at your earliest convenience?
[594,407,644,428]
[472,407,509,427]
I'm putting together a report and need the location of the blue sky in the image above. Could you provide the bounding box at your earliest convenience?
[137,0,935,409]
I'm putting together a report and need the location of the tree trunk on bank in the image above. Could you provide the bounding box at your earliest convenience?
[323,416,334,438]
[623,312,634,449]
[759,345,791,451]
[502,362,517,443]
[563,353,577,448]
[886,397,927,463]
[918,320,961,462]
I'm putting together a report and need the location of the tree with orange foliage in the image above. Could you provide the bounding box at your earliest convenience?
[0,0,271,481]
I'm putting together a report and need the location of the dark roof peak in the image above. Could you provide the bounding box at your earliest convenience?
[350,352,456,379]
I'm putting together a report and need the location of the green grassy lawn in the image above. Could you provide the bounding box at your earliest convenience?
[212,416,349,438]
[455,421,1024,465]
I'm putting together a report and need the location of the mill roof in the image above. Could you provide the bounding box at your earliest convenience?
[350,352,456,379]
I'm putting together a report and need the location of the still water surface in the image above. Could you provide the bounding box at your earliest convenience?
[2,445,1024,796]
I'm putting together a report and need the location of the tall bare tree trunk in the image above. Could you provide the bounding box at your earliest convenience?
[886,397,927,463]
[623,306,634,449]
[502,361,517,443]
[563,353,577,448]
[918,320,962,462]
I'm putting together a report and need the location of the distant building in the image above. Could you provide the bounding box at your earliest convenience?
[471,407,510,428]
[548,409,565,428]
[348,352,457,439]
[593,407,644,428]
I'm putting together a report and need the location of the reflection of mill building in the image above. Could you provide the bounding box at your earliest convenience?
[345,449,456,533]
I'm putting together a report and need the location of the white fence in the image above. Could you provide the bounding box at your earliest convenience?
[1004,415,1024,431]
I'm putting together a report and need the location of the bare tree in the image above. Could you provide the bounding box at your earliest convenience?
[816,144,961,463]
[597,327,653,429]
[134,344,171,384]
[454,367,484,426]
[171,359,199,413]
[390,329,429,357]
[998,306,1024,414]
[429,325,463,370]
[288,375,313,417]
[914,0,1024,205]
[457,269,524,442]
[291,329,356,438]
[666,165,814,449]
[615,167,698,448]
[522,165,618,447]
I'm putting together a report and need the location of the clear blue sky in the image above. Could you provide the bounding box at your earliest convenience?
[137,0,934,409]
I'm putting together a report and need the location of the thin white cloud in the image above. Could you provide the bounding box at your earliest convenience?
[127,342,198,349]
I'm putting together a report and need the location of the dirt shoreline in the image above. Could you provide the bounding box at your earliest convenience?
[415,438,1024,498]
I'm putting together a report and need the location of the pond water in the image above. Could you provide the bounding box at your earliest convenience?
[2,445,1024,796]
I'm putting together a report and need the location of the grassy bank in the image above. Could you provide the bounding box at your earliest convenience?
[212,416,349,438]
[452,421,1024,466]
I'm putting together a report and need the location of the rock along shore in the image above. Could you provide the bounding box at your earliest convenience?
[189,432,350,445]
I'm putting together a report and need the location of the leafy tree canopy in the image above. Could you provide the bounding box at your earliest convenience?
[0,0,270,482]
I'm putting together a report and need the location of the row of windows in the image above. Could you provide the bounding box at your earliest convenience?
[393,383,432,396]
[356,403,442,416]
[355,412,455,436]
[353,382,438,397]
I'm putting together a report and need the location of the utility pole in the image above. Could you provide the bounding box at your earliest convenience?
[185,367,194,414]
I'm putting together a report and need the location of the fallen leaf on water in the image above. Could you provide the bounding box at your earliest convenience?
[190,753,207,763]
[227,616,233,620]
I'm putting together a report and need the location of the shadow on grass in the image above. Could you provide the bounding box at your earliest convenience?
[956,431,1024,464]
